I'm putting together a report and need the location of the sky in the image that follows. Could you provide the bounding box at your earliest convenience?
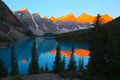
[3,0,120,18]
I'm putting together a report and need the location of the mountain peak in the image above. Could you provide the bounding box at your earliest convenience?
[100,14,113,23]
[44,16,48,19]
[76,13,113,23]
[66,12,75,16]
[33,13,40,16]
[76,13,95,23]
[20,8,28,13]
[49,13,113,23]
[58,13,76,21]
[80,13,92,16]
[50,16,59,22]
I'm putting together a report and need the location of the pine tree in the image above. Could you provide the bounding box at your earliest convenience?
[68,44,76,71]
[10,46,18,76]
[87,14,120,80]
[0,51,8,77]
[53,42,62,73]
[45,64,49,73]
[61,56,66,72]
[28,38,39,74]
[78,57,84,72]
[40,67,45,73]
[105,32,120,80]
[88,14,106,79]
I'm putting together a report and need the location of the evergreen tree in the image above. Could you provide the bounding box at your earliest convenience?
[105,33,120,80]
[53,42,62,73]
[88,14,107,79]
[0,51,8,77]
[45,64,49,73]
[10,46,18,76]
[61,56,66,72]
[86,14,120,80]
[28,38,39,74]
[40,67,45,73]
[78,57,84,72]
[68,44,76,71]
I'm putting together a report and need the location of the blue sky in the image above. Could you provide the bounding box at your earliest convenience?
[3,0,120,18]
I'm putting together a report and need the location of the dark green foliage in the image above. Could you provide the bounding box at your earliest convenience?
[56,29,91,44]
[103,17,120,80]
[88,14,107,79]
[105,35,120,80]
[78,57,84,72]
[40,67,45,73]
[93,14,103,27]
[0,52,8,77]
[10,46,18,76]
[28,38,39,74]
[53,43,62,73]
[87,14,120,80]
[45,64,49,73]
[61,56,66,72]
[68,44,77,71]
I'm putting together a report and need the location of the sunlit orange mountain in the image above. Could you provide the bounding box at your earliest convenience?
[50,49,90,58]
[50,16,59,22]
[50,13,113,23]
[76,13,96,23]
[20,8,28,13]
[59,13,76,21]
[100,14,113,23]
[17,8,113,23]
[33,13,40,16]
[50,13,76,23]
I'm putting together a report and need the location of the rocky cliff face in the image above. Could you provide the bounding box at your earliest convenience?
[13,9,113,35]
[0,0,28,47]
[14,9,44,36]
[14,10,94,34]
[14,9,57,36]
[55,20,93,33]
[32,13,57,33]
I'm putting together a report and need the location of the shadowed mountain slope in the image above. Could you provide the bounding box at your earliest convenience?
[0,0,28,47]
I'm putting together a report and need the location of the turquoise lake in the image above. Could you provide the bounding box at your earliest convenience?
[0,37,90,75]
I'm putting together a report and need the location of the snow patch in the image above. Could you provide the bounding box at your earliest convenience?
[31,16,39,28]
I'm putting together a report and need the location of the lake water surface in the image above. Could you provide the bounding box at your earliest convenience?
[0,37,90,75]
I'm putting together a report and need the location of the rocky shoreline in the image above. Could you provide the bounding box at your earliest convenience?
[0,73,80,80]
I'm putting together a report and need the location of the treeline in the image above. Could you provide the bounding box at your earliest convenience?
[87,14,120,80]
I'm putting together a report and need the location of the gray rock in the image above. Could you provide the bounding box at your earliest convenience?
[0,0,28,47]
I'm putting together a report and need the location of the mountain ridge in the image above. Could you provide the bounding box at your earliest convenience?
[13,8,113,35]
[14,8,57,36]
[50,13,113,23]
[56,16,120,43]
[14,8,113,24]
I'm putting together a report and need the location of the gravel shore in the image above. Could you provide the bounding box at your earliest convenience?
[0,73,80,80]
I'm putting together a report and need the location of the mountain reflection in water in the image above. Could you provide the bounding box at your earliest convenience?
[0,37,90,75]
[50,49,90,58]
